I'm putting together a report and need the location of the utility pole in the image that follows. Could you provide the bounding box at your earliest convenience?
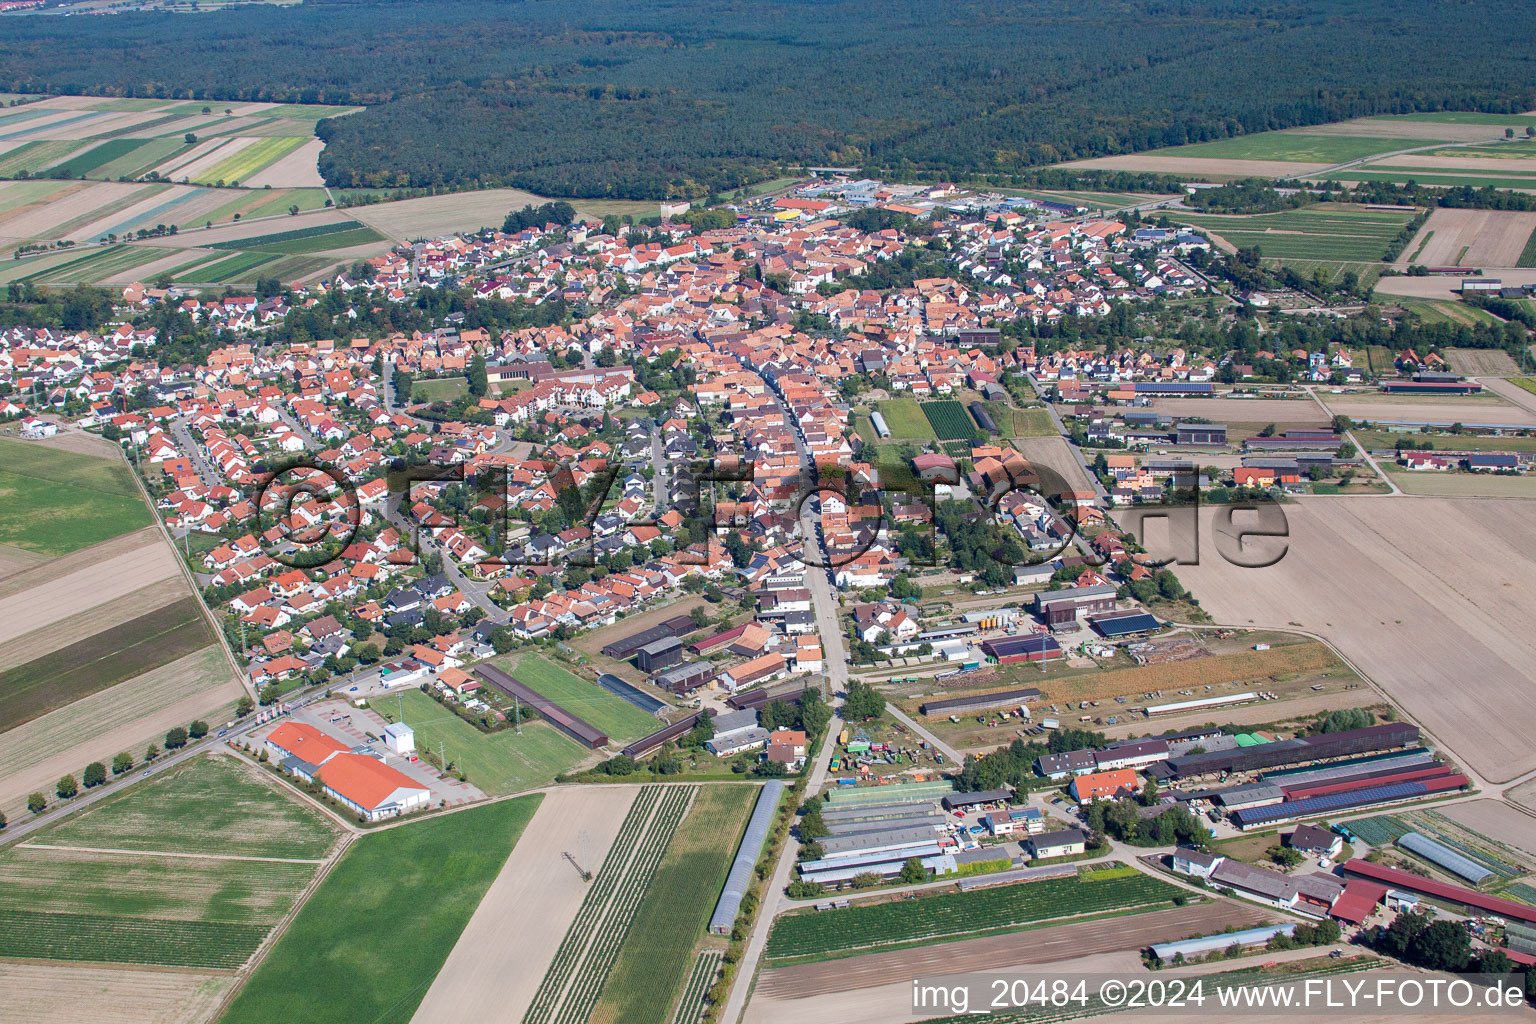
[513,694,522,734]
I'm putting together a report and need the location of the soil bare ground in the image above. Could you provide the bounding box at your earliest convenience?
[410,785,639,1024]
[0,577,187,672]
[243,138,325,188]
[1316,392,1535,426]
[1176,498,1536,782]
[0,533,179,643]
[1443,349,1520,377]
[0,646,242,820]
[1375,269,1536,299]
[1474,375,1536,413]
[0,962,234,1024]
[1300,118,1503,142]
[1436,799,1536,859]
[0,543,46,580]
[1143,396,1330,425]
[1397,209,1536,269]
[750,901,1273,1002]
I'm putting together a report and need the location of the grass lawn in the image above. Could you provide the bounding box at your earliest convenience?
[0,467,150,555]
[42,755,341,859]
[0,596,215,733]
[413,376,469,402]
[590,785,759,1024]
[220,794,542,1024]
[506,653,659,742]
[386,687,589,795]
[874,396,937,439]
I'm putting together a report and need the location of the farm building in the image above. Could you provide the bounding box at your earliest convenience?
[969,402,998,434]
[1095,739,1170,772]
[265,721,351,777]
[1286,824,1342,858]
[1172,847,1222,879]
[984,807,1043,836]
[870,410,892,438]
[1036,749,1098,780]
[622,710,710,759]
[1231,774,1468,830]
[1341,861,1536,926]
[705,709,769,757]
[1150,924,1296,962]
[1329,879,1387,925]
[919,686,1042,717]
[1088,610,1161,638]
[1380,380,1483,395]
[1069,768,1139,804]
[1151,723,1419,781]
[474,665,610,748]
[650,660,716,695]
[1396,832,1494,884]
[1033,585,1117,630]
[1145,691,1259,718]
[979,633,1064,664]
[709,780,784,934]
[912,452,958,481]
[316,753,430,822]
[824,779,955,807]
[726,679,811,710]
[1174,422,1227,446]
[961,606,1020,629]
[941,789,1013,811]
[721,651,787,691]
[599,616,695,659]
[1026,828,1087,859]
[635,636,684,673]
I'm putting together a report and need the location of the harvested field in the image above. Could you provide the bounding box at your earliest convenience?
[1475,375,1536,414]
[1443,348,1520,377]
[0,181,161,243]
[1316,392,1534,426]
[1142,396,1328,426]
[0,646,242,821]
[347,188,657,241]
[1058,155,1330,178]
[1300,115,1512,142]
[0,543,46,581]
[410,786,639,1024]
[0,963,234,1024]
[1436,800,1536,860]
[244,137,325,187]
[1177,498,1536,782]
[1376,270,1536,300]
[1011,435,1095,492]
[1397,209,1536,269]
[749,901,1273,1012]
[1380,465,1536,497]
[0,531,179,642]
[0,576,186,672]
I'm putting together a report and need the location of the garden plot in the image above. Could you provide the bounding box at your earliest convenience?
[411,786,640,1024]
[522,785,697,1024]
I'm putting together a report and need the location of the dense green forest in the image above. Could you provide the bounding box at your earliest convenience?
[2,0,1534,198]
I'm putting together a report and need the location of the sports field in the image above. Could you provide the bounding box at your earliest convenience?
[0,436,151,555]
[506,653,659,742]
[42,755,341,859]
[1170,204,1418,262]
[387,687,590,795]
[873,397,937,439]
[221,795,541,1024]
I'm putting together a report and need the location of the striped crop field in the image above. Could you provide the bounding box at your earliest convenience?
[1169,204,1417,262]
[41,244,164,285]
[91,137,191,180]
[192,136,310,186]
[0,140,92,176]
[197,250,282,283]
[48,138,147,178]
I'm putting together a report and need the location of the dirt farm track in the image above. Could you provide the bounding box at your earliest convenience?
[1176,497,1536,783]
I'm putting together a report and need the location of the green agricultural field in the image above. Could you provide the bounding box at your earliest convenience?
[921,399,978,441]
[205,219,367,251]
[0,435,151,555]
[0,844,313,968]
[1169,204,1416,263]
[245,225,384,254]
[43,244,164,285]
[42,755,341,859]
[1146,132,1447,164]
[764,870,1183,963]
[1509,378,1536,397]
[507,653,659,742]
[241,186,332,219]
[193,136,310,186]
[1321,168,1536,190]
[413,376,469,402]
[1519,227,1536,269]
[988,402,1057,437]
[1372,112,1536,129]
[221,794,541,1024]
[48,138,146,178]
[90,137,191,180]
[198,250,281,283]
[0,139,92,177]
[1355,429,1536,454]
[0,596,214,732]
[0,179,76,216]
[385,687,589,796]
[591,785,759,1024]
[874,396,937,439]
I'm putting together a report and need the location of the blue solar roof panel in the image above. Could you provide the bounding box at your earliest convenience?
[1233,781,1429,827]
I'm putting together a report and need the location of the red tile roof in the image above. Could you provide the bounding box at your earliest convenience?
[318,752,426,810]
